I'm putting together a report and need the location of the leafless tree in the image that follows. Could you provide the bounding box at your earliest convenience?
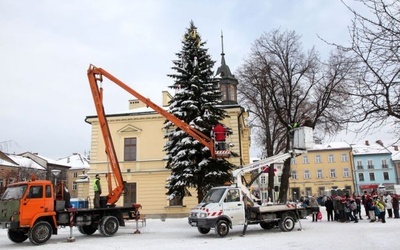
[336,0,400,138]
[237,29,353,202]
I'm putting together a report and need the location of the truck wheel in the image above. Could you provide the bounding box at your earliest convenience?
[278,215,295,232]
[197,227,211,234]
[260,222,275,230]
[28,221,52,245]
[78,225,97,235]
[216,220,229,237]
[98,216,119,236]
[8,230,28,243]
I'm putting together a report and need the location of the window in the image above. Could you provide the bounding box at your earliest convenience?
[382,159,388,168]
[302,156,309,164]
[124,137,137,161]
[229,85,237,102]
[73,172,78,178]
[369,173,375,181]
[46,185,52,198]
[304,170,310,179]
[383,172,389,180]
[291,157,296,165]
[315,154,322,163]
[341,154,348,162]
[305,187,312,197]
[359,173,364,181]
[317,169,323,179]
[330,169,336,178]
[72,182,77,190]
[291,171,297,180]
[328,154,334,163]
[225,189,240,202]
[28,186,43,198]
[357,161,363,170]
[343,168,349,178]
[260,176,266,184]
[221,85,227,101]
[169,195,183,206]
[367,160,374,169]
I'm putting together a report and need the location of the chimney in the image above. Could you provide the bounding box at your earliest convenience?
[365,140,369,146]
[376,140,383,146]
[129,99,146,110]
[394,145,399,151]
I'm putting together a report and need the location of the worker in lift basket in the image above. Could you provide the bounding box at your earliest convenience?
[93,174,102,208]
[212,123,228,150]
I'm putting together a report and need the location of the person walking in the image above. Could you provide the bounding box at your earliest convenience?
[324,196,334,221]
[93,174,102,208]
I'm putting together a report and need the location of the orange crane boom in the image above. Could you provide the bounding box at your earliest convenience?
[87,64,229,205]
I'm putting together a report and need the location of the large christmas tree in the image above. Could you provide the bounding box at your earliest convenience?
[164,21,234,203]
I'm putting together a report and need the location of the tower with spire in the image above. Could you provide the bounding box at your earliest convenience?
[215,31,239,105]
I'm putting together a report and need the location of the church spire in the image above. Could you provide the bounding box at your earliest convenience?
[215,31,238,105]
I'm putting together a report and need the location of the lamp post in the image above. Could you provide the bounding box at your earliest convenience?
[51,169,61,193]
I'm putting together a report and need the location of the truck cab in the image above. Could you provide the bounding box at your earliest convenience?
[189,186,246,236]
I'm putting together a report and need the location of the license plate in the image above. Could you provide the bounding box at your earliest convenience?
[191,221,197,226]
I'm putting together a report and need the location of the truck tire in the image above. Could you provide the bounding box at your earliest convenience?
[98,216,119,237]
[278,214,295,232]
[260,222,275,230]
[216,220,229,237]
[28,221,52,245]
[8,230,28,243]
[78,225,97,235]
[197,227,211,234]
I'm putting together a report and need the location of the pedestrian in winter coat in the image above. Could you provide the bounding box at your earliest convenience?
[324,196,334,221]
[392,195,399,219]
[309,197,320,222]
[355,196,363,220]
[376,197,386,223]
[366,197,376,222]
[383,193,393,218]
[344,199,358,223]
[362,191,369,218]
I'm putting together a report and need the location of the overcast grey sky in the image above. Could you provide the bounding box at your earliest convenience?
[1,0,392,159]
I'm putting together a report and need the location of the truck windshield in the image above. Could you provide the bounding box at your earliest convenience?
[202,188,226,203]
[1,185,27,200]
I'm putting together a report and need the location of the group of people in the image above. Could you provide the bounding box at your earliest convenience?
[361,191,399,222]
[320,191,400,223]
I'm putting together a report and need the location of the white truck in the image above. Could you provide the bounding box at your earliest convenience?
[188,127,313,237]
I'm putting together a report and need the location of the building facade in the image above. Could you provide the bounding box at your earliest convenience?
[353,140,397,194]
[289,142,354,200]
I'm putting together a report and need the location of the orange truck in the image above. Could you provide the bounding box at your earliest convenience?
[0,179,140,245]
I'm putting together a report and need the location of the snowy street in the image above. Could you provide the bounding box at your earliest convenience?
[0,207,398,250]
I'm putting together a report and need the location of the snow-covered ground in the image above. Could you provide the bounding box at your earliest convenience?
[0,207,398,250]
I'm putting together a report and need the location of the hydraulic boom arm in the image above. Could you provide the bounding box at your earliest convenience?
[87,64,224,205]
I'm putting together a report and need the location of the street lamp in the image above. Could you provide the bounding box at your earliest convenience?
[51,169,61,193]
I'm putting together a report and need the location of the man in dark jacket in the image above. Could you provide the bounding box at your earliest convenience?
[392,194,399,218]
[324,196,334,221]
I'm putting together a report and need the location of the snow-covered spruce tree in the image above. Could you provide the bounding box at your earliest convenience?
[164,21,234,203]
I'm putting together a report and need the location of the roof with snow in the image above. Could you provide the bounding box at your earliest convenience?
[6,154,46,170]
[351,141,391,155]
[311,141,351,151]
[56,153,90,170]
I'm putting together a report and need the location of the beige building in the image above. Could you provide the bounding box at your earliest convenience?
[84,53,251,217]
[289,142,355,201]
